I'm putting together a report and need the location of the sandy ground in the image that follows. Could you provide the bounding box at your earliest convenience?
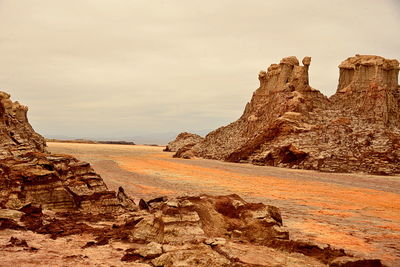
[47,142,400,266]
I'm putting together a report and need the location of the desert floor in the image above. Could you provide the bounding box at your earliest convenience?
[48,142,400,266]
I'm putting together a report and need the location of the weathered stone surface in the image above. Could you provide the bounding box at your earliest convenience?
[329,256,382,267]
[216,242,326,267]
[0,209,24,220]
[0,152,122,212]
[117,186,137,210]
[171,55,400,175]
[332,55,400,128]
[0,209,24,230]
[0,91,46,155]
[134,241,162,258]
[1,192,383,266]
[114,195,382,266]
[164,132,204,155]
[129,214,164,243]
[151,244,230,267]
[0,92,123,212]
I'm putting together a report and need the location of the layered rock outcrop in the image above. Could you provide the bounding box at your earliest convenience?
[0,91,46,155]
[171,55,400,175]
[0,91,124,212]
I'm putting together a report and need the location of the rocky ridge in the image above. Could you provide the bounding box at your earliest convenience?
[171,55,400,175]
[0,91,384,266]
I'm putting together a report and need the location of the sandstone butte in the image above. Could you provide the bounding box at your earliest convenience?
[0,92,385,265]
[167,55,400,176]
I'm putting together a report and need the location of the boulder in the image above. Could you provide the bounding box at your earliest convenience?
[164,132,204,153]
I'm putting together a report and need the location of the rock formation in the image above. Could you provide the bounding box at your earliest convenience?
[171,55,400,175]
[0,91,124,212]
[0,91,46,155]
[164,132,204,158]
[0,90,385,266]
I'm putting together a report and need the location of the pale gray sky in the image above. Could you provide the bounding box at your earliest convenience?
[0,0,399,143]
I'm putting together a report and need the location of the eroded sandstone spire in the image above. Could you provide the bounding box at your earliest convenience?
[337,54,399,92]
[257,56,311,93]
[332,54,400,127]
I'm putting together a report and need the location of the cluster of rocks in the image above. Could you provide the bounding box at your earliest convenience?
[1,194,382,267]
[0,91,384,266]
[169,55,400,175]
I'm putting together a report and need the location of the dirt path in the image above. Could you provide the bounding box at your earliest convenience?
[47,142,400,266]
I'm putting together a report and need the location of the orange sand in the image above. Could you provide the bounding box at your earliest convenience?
[47,142,400,265]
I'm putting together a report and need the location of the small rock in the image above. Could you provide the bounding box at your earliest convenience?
[0,209,24,220]
[232,230,242,238]
[268,206,282,225]
[7,237,28,247]
[205,237,226,246]
[138,199,149,210]
[135,242,163,259]
[180,199,193,207]
[232,199,245,208]
[272,225,289,240]
[166,200,179,208]
[130,215,164,243]
[147,196,167,205]
[329,256,382,267]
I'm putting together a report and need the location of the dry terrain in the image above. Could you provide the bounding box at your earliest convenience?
[47,142,400,266]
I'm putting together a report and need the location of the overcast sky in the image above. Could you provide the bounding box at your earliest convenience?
[0,0,399,143]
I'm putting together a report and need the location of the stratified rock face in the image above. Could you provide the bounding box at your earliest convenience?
[0,91,125,212]
[332,55,400,128]
[173,55,400,175]
[0,152,124,212]
[0,91,46,156]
